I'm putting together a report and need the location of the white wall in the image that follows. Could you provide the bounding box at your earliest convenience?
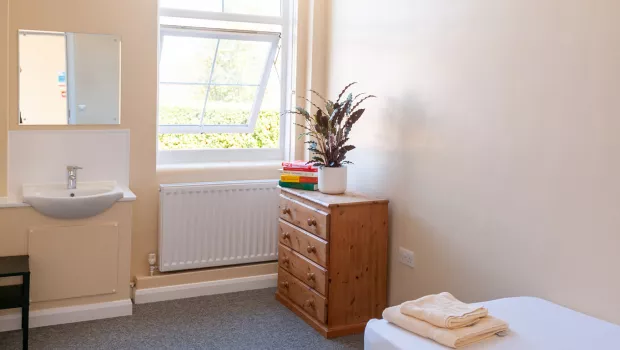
[8,130,130,199]
[327,0,620,324]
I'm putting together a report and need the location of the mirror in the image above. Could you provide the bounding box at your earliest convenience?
[18,30,121,125]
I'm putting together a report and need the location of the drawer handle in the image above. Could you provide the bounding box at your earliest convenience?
[282,208,291,215]
[304,299,315,309]
[282,232,291,239]
[280,281,289,289]
[307,218,317,227]
[306,272,315,281]
[282,257,290,264]
[307,245,317,254]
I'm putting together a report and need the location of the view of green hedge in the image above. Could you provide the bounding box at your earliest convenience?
[158,107,280,150]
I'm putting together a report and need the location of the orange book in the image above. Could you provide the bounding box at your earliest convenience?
[280,174,319,184]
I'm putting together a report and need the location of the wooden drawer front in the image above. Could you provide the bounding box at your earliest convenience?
[278,244,327,296]
[278,267,327,323]
[278,219,328,268]
[279,195,330,240]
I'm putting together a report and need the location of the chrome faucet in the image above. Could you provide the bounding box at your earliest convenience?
[66,165,83,189]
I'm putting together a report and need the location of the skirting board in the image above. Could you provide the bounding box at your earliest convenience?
[134,273,277,304]
[0,299,132,333]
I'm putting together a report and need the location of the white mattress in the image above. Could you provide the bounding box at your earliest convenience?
[365,297,620,350]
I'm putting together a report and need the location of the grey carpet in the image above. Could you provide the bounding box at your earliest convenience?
[0,288,363,350]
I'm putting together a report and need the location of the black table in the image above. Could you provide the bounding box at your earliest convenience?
[0,255,30,349]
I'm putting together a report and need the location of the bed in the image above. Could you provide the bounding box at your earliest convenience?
[365,296,620,350]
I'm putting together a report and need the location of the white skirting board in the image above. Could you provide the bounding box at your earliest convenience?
[0,299,132,333]
[133,273,278,304]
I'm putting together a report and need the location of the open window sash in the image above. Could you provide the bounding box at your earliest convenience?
[158,25,280,134]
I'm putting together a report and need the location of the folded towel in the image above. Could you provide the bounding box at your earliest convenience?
[383,306,508,348]
[400,292,488,329]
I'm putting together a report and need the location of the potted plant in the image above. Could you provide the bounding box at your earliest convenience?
[290,83,375,194]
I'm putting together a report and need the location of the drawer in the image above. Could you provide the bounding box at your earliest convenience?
[278,244,327,296]
[278,267,327,324]
[279,195,330,240]
[278,219,328,268]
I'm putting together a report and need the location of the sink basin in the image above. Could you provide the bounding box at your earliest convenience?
[22,182,124,219]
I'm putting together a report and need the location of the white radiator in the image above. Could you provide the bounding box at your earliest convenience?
[158,180,279,272]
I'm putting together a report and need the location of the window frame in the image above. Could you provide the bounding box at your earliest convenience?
[157,0,293,164]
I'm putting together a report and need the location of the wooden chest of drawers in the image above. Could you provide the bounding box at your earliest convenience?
[275,187,389,338]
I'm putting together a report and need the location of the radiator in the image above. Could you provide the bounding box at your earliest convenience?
[158,180,280,272]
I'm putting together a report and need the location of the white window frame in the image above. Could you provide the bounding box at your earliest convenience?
[157,1,293,164]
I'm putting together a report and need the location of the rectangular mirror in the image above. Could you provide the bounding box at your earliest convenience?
[18,30,121,125]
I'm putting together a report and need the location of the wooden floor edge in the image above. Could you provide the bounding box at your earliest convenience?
[275,292,328,337]
[275,292,369,339]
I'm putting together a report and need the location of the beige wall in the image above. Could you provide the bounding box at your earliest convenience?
[0,0,8,195]
[2,0,161,281]
[294,0,329,161]
[0,0,161,282]
[327,0,620,324]
[0,0,313,294]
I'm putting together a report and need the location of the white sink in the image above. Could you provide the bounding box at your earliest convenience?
[22,182,124,219]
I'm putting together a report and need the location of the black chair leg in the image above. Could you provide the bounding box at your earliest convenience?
[22,304,28,350]
[22,273,30,350]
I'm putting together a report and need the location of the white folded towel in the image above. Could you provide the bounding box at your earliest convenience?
[384,305,509,348]
[400,292,488,329]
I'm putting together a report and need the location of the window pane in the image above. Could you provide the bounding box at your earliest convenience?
[224,0,281,16]
[160,0,222,12]
[158,111,280,150]
[262,42,281,112]
[160,0,281,16]
[211,40,272,85]
[160,36,217,83]
[159,84,206,125]
[203,86,257,125]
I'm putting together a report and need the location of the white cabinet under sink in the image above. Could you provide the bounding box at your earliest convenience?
[0,201,133,310]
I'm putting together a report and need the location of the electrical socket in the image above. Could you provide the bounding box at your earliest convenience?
[399,247,415,268]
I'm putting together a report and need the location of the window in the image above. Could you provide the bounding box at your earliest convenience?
[160,0,282,17]
[158,0,292,164]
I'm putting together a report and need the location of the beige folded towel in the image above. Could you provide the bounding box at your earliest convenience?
[400,292,488,329]
[383,306,508,349]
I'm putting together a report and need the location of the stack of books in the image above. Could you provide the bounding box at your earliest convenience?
[279,161,318,191]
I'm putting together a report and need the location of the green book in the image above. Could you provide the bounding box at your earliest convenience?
[279,181,318,191]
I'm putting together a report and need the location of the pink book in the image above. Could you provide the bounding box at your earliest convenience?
[281,161,317,171]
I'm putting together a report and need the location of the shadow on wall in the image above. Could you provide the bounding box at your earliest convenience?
[346,93,456,304]
[347,93,427,195]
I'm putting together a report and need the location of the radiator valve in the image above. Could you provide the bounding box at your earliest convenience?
[148,253,158,276]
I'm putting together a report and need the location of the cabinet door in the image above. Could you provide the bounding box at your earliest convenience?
[28,223,119,302]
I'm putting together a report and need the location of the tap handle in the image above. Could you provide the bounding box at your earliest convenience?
[66,165,83,172]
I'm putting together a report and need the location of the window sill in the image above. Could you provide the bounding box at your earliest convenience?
[156,160,282,172]
[156,160,283,184]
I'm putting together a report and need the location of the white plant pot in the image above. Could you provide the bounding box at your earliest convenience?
[318,166,347,194]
